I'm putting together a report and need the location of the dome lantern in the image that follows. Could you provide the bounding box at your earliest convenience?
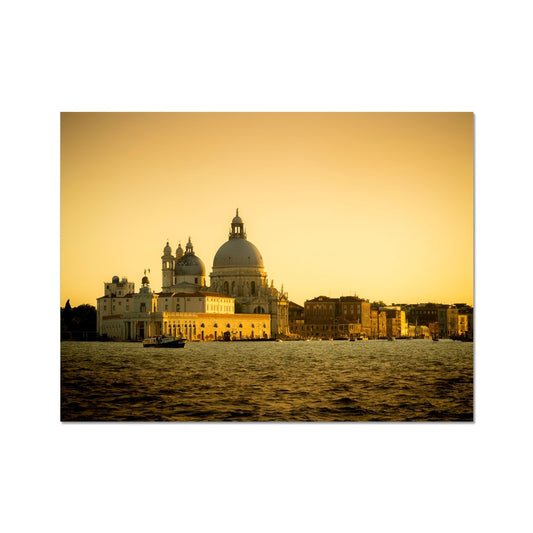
[213,211,264,269]
[185,236,194,254]
[175,242,184,260]
[229,208,246,240]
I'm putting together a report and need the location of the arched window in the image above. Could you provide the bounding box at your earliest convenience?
[223,281,229,294]
[251,281,256,295]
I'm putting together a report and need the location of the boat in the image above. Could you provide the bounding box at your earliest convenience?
[356,334,368,341]
[142,335,186,348]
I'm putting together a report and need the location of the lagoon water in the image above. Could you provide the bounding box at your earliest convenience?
[61,339,473,422]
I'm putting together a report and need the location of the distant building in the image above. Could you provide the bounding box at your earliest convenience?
[379,306,404,338]
[288,301,305,335]
[458,314,468,336]
[454,303,474,338]
[290,295,371,339]
[406,303,460,338]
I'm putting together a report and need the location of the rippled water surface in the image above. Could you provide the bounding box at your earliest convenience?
[61,340,473,421]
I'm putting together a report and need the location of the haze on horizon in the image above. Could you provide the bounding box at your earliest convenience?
[61,112,473,308]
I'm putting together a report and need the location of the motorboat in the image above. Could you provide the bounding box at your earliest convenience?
[142,335,186,348]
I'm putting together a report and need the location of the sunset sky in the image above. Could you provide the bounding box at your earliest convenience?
[61,112,473,308]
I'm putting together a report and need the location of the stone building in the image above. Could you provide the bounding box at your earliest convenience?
[370,307,388,339]
[97,274,270,341]
[406,303,459,338]
[290,295,371,339]
[209,210,290,338]
[454,303,474,338]
[379,306,408,338]
[96,210,287,341]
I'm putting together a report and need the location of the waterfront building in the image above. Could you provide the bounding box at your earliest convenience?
[370,308,378,338]
[458,314,468,336]
[96,210,286,341]
[288,301,305,335]
[293,295,371,339]
[377,306,408,338]
[370,306,388,339]
[454,303,474,338]
[97,274,270,341]
[406,303,459,338]
[304,296,337,325]
[380,306,403,338]
[209,210,290,338]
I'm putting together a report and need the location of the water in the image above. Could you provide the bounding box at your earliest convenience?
[61,339,473,422]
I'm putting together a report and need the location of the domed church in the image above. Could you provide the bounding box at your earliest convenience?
[97,210,289,341]
[209,210,289,337]
[161,237,206,292]
[159,210,290,338]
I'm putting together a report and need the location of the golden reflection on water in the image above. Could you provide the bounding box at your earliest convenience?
[61,340,473,422]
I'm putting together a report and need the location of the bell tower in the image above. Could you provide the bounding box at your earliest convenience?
[161,241,174,290]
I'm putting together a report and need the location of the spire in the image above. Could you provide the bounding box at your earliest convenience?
[186,237,194,254]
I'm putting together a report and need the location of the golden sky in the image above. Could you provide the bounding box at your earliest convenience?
[61,112,473,307]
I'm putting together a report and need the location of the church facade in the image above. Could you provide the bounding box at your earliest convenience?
[209,210,290,337]
[96,210,289,341]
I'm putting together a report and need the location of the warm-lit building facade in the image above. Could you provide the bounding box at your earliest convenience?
[209,211,289,337]
[406,304,460,337]
[97,277,270,341]
[96,210,286,341]
[289,295,371,339]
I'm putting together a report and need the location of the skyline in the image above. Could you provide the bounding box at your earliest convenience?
[61,112,473,308]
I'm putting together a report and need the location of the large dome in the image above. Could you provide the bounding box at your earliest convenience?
[213,239,264,268]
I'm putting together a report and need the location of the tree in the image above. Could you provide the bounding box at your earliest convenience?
[61,303,96,332]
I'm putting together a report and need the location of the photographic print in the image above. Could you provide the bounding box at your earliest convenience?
[60,112,473,422]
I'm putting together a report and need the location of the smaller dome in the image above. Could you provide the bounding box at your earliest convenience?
[175,254,206,277]
[163,241,172,254]
[142,276,149,285]
[112,275,119,283]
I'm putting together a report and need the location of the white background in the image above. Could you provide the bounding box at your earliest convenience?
[2,1,532,531]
